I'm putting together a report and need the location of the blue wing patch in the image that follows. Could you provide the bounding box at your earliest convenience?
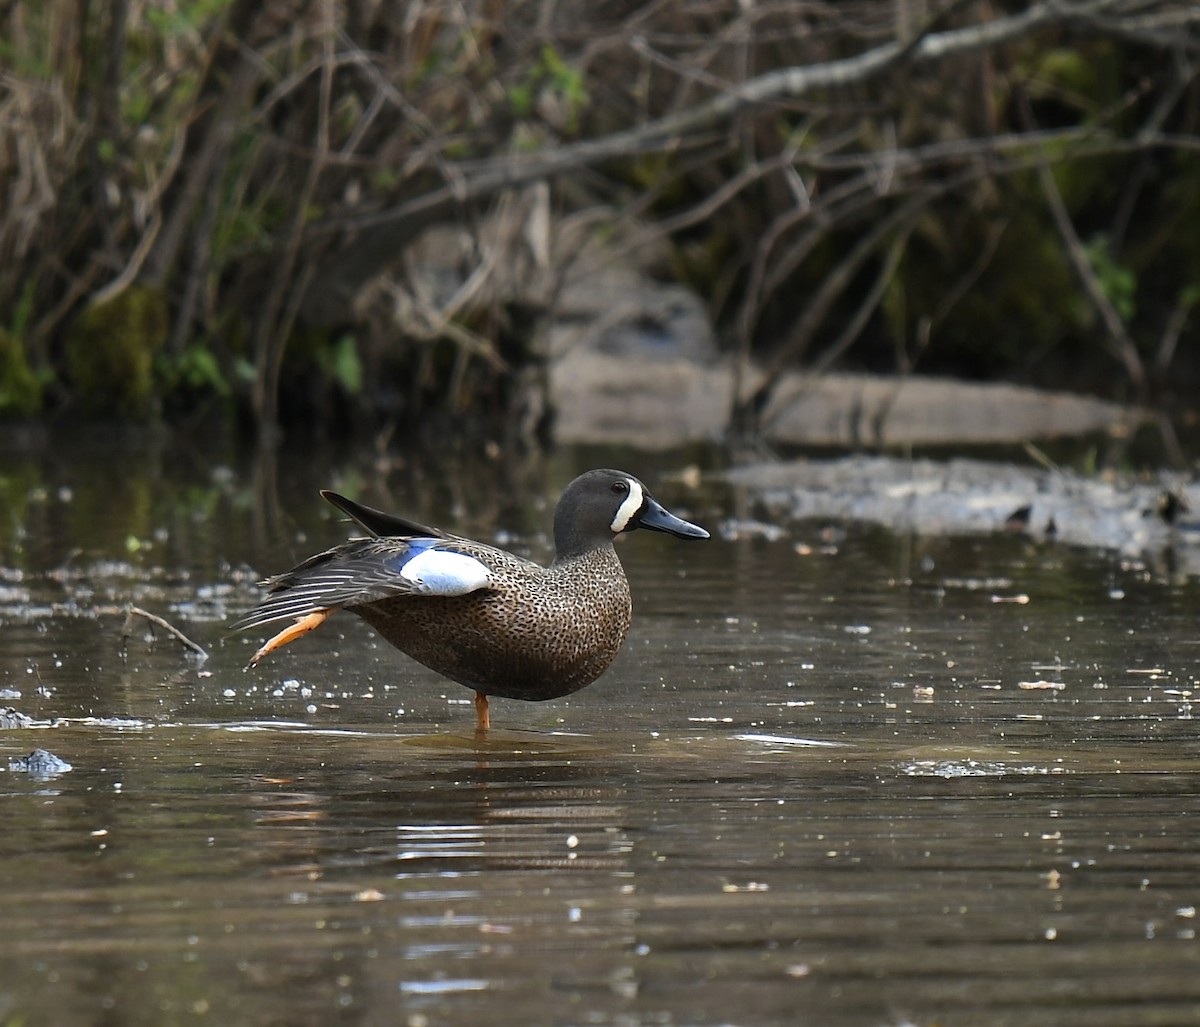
[387,540,491,596]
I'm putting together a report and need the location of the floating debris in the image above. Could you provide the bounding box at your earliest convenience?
[722,456,1200,567]
[0,708,34,729]
[121,605,209,661]
[8,748,72,778]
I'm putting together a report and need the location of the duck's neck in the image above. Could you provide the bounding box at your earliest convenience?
[552,520,617,562]
[551,540,620,570]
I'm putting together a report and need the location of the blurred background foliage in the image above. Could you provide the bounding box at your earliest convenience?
[1,0,1199,440]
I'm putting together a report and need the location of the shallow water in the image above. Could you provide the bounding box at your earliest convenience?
[1,434,1199,1026]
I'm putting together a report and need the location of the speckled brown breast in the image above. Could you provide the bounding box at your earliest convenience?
[349,544,632,701]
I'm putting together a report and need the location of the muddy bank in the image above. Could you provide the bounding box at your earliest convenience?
[721,456,1198,569]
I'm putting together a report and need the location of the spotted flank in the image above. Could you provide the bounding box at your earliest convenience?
[393,542,491,596]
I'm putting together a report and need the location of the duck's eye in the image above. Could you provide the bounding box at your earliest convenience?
[611,481,629,495]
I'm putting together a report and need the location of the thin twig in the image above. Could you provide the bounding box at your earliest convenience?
[741,184,945,425]
[123,606,209,661]
[758,218,918,443]
[1154,290,1194,376]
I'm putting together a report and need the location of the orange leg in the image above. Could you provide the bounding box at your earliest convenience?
[474,691,490,732]
[247,610,331,667]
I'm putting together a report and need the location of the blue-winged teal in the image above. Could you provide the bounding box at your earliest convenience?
[235,469,709,730]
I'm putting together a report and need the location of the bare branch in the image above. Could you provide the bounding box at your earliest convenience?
[315,0,1172,240]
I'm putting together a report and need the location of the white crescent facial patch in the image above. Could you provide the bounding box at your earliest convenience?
[400,549,491,596]
[609,478,645,533]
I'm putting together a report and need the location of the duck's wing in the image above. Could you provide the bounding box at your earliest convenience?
[320,490,447,539]
[232,537,492,634]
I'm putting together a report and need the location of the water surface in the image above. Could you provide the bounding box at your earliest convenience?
[1,436,1198,1026]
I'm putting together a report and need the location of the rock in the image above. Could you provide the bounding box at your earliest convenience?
[759,373,1133,447]
[547,361,1136,448]
[550,352,730,447]
[546,270,716,363]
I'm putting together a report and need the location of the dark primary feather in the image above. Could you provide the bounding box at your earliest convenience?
[320,490,446,539]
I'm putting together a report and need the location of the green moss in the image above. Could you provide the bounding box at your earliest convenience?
[67,287,169,418]
[0,329,42,416]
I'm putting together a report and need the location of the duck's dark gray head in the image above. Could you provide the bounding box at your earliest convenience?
[553,468,709,558]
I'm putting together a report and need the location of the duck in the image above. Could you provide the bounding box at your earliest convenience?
[234,469,709,730]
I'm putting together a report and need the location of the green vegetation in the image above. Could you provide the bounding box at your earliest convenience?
[0,328,42,416]
[66,289,169,418]
[0,1,1198,440]
[509,45,590,133]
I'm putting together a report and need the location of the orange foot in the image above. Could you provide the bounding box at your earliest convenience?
[474,691,490,732]
[247,610,331,668]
